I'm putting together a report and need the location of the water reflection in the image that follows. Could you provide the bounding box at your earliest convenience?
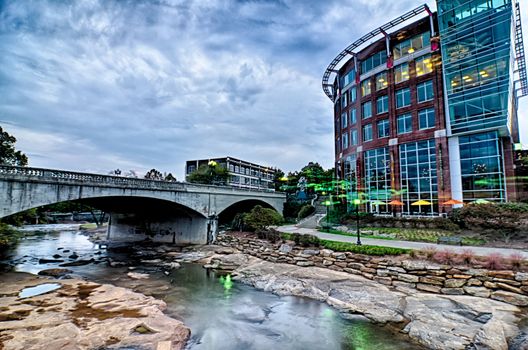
[2,225,424,350]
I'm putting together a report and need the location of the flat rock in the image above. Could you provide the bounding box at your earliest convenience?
[230,255,522,350]
[127,272,150,280]
[0,273,189,350]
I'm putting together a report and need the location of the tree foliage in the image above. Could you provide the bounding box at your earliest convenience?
[187,163,229,185]
[164,173,177,181]
[0,126,28,166]
[243,205,283,231]
[144,168,163,180]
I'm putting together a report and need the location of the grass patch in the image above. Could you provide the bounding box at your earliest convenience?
[280,232,409,256]
[80,223,97,230]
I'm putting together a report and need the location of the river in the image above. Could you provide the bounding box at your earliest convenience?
[1,225,424,350]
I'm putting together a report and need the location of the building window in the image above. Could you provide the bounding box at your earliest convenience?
[351,129,358,145]
[397,113,412,134]
[350,86,357,103]
[336,137,341,152]
[418,108,436,129]
[376,71,388,90]
[459,131,505,202]
[361,79,371,96]
[340,69,356,88]
[229,164,234,172]
[362,101,372,119]
[350,109,357,124]
[399,139,438,215]
[361,51,387,74]
[363,124,373,142]
[377,119,390,138]
[393,31,431,59]
[394,63,410,83]
[341,93,348,108]
[415,55,433,76]
[417,80,434,102]
[187,165,196,174]
[235,165,239,173]
[376,95,389,114]
[341,112,348,128]
[396,88,411,108]
[364,147,391,213]
[342,132,349,149]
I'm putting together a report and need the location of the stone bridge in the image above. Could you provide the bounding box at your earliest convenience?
[0,166,286,244]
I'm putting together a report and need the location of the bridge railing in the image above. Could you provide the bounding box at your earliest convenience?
[0,165,281,194]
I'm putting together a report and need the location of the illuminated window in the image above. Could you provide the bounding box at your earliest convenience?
[415,55,433,76]
[361,79,371,96]
[394,63,409,83]
[393,32,430,59]
[376,72,388,90]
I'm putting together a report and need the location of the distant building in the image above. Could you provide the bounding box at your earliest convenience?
[322,1,527,215]
[185,157,277,190]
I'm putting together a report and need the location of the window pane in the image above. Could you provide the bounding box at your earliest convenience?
[362,102,372,119]
[376,72,388,90]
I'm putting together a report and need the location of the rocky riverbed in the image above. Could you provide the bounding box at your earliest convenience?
[0,272,190,350]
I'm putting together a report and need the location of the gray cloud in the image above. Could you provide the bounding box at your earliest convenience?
[1,0,526,179]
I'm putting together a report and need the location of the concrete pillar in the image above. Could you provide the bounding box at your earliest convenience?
[448,136,463,208]
[207,215,219,244]
[107,213,208,244]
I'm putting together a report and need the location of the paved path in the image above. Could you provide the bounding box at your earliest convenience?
[278,225,528,258]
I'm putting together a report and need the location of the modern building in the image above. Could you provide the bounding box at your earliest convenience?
[185,157,277,190]
[322,1,527,215]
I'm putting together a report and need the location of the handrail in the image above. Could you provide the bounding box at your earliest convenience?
[321,4,429,101]
[0,165,283,195]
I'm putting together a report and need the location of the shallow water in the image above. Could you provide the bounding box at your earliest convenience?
[18,283,61,298]
[2,225,425,350]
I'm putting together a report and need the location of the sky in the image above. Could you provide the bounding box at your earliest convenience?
[1,0,527,179]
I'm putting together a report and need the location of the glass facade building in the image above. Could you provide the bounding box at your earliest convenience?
[323,1,526,215]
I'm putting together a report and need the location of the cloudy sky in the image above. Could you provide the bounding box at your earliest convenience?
[1,0,527,179]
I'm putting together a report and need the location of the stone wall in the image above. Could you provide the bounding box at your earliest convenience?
[216,234,528,307]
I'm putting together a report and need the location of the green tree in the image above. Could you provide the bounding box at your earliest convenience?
[144,168,163,180]
[243,205,283,231]
[0,126,28,166]
[164,173,177,181]
[187,162,229,185]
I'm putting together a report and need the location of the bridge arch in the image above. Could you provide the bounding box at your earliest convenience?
[217,199,279,226]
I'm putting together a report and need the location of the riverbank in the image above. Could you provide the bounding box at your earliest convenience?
[0,272,189,349]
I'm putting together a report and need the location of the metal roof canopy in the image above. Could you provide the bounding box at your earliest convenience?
[321,4,430,101]
[514,1,528,97]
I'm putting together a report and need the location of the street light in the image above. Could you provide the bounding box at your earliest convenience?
[324,200,332,232]
[353,198,361,245]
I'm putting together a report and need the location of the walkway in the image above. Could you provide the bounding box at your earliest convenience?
[278,225,528,258]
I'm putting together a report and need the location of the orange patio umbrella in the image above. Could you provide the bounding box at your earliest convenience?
[388,199,404,206]
[442,199,464,205]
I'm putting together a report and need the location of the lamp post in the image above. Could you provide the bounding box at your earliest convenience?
[324,200,331,232]
[353,199,361,245]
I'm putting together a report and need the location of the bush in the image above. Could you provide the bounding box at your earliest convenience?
[454,203,528,242]
[433,249,457,265]
[256,228,281,243]
[299,234,320,247]
[283,201,304,220]
[0,223,19,248]
[297,205,316,220]
[484,253,505,270]
[320,240,409,256]
[421,246,438,259]
[508,253,524,271]
[243,205,283,231]
[459,249,475,265]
